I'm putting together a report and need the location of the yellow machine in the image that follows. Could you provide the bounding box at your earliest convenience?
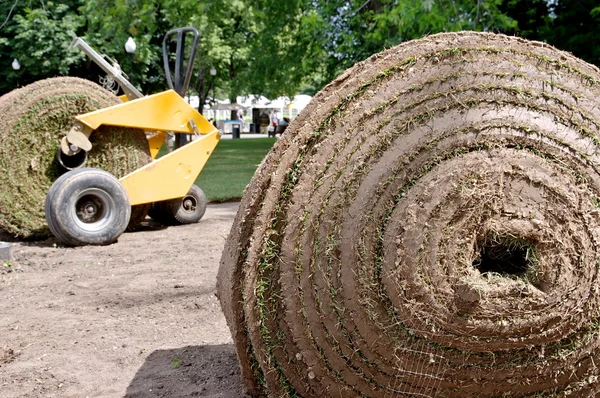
[44,28,220,246]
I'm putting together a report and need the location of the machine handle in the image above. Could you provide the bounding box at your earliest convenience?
[162,27,200,98]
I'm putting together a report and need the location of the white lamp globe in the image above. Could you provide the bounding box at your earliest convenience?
[124,37,136,54]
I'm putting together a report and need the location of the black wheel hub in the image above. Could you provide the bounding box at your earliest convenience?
[182,196,197,213]
[76,195,105,224]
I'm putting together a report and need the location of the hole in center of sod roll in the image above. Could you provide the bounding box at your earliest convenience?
[473,233,538,281]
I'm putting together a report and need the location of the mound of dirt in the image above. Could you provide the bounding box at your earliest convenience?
[217,32,600,397]
[0,77,151,238]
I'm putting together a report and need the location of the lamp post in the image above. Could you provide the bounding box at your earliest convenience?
[124,37,136,85]
[210,67,216,104]
[11,58,20,87]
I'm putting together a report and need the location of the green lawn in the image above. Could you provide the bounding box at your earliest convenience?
[195,137,276,202]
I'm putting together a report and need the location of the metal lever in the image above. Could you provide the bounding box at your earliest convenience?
[70,37,143,101]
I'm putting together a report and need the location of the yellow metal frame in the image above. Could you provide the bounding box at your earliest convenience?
[120,131,219,205]
[74,89,220,205]
[76,90,215,133]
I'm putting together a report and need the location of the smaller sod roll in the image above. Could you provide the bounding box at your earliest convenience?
[217,32,600,397]
[0,77,151,239]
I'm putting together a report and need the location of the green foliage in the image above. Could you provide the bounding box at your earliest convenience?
[500,0,550,40]
[309,0,518,87]
[77,0,325,112]
[238,0,327,99]
[0,1,84,92]
[170,0,262,106]
[170,356,181,369]
[0,0,597,101]
[80,0,163,92]
[545,0,600,66]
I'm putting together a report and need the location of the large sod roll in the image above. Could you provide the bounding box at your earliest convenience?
[0,77,152,239]
[217,32,600,397]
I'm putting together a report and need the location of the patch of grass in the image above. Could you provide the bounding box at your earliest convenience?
[157,137,277,202]
[170,356,181,369]
[196,138,277,201]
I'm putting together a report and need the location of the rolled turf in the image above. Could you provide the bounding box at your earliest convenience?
[217,32,600,397]
[0,77,151,238]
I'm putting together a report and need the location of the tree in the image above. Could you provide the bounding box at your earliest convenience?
[308,0,518,88]
[79,0,165,93]
[162,0,323,105]
[80,0,259,113]
[499,0,550,41]
[546,0,600,66]
[235,0,327,99]
[1,0,598,104]
[161,0,258,109]
[0,0,84,93]
[80,0,322,113]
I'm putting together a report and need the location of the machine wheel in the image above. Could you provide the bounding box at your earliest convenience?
[148,185,207,225]
[45,168,131,246]
[168,184,207,224]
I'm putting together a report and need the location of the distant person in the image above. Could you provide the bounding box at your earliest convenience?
[269,109,279,137]
[236,109,245,129]
[276,117,290,137]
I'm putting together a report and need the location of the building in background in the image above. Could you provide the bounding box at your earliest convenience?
[185,94,312,134]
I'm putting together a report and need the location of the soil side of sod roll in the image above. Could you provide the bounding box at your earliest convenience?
[217,31,600,397]
[0,77,152,239]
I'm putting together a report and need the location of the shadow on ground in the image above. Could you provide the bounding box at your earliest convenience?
[125,344,248,398]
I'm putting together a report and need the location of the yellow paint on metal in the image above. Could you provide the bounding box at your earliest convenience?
[146,131,166,159]
[119,131,220,205]
[75,90,216,135]
[72,88,220,205]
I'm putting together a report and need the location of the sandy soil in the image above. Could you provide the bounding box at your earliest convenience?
[0,202,247,398]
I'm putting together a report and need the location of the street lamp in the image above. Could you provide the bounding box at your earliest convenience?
[12,58,20,87]
[124,37,136,84]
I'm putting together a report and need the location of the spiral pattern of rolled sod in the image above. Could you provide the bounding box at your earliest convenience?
[0,77,152,238]
[217,32,600,397]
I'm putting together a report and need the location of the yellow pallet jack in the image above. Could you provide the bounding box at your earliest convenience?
[45,28,220,246]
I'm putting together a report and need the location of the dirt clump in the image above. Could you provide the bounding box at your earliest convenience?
[217,32,600,396]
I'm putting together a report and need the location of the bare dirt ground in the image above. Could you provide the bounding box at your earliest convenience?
[0,202,247,398]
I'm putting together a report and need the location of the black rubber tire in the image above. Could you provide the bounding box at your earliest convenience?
[45,168,131,246]
[169,184,207,224]
[148,185,207,225]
